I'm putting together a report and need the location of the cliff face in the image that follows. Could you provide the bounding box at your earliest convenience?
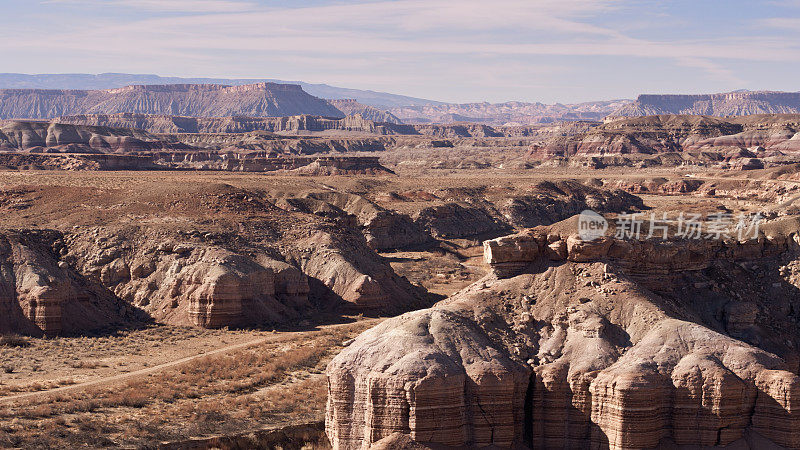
[0,83,345,120]
[51,113,588,138]
[327,220,800,449]
[610,91,800,119]
[0,120,400,165]
[55,113,402,134]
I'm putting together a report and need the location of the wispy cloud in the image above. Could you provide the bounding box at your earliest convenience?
[44,0,257,13]
[4,0,800,102]
[759,17,800,29]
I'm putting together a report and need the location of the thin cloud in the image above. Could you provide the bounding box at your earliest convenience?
[43,0,257,13]
[5,0,800,102]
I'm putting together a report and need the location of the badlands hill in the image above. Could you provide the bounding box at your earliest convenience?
[328,218,800,449]
[0,177,641,337]
[610,91,800,119]
[0,83,344,120]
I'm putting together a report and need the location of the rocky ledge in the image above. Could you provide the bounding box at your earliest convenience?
[326,217,800,449]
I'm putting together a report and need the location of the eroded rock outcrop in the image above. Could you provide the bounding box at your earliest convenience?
[0,230,134,336]
[274,192,433,251]
[327,218,800,449]
[284,230,429,314]
[411,181,642,240]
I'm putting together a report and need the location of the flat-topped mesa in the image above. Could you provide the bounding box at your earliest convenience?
[610,91,800,119]
[0,82,344,120]
[484,227,791,279]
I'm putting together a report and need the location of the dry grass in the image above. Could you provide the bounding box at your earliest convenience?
[0,334,30,348]
[0,323,372,449]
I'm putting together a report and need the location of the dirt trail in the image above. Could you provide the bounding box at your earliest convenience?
[0,319,380,405]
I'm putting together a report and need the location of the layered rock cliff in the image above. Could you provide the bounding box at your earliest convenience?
[0,83,344,120]
[55,113,410,135]
[0,181,434,334]
[610,91,800,119]
[327,218,800,449]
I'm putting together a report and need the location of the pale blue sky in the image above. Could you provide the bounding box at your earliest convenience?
[1,0,799,103]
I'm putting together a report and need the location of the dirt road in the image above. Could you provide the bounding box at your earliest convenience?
[0,319,380,405]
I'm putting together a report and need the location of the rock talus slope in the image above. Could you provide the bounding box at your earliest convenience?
[327,220,800,449]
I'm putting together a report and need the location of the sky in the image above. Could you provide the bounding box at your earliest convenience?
[1,0,799,103]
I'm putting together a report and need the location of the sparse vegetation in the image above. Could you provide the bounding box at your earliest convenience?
[0,334,30,348]
[0,322,372,448]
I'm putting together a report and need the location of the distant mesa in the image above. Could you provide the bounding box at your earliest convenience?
[609,91,800,120]
[0,83,345,120]
[327,99,403,124]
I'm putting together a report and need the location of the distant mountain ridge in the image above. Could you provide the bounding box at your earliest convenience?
[0,83,345,120]
[0,73,438,108]
[327,99,403,124]
[389,99,632,126]
[610,91,800,119]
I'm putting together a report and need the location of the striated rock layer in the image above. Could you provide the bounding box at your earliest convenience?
[541,114,800,158]
[610,91,800,119]
[327,217,800,449]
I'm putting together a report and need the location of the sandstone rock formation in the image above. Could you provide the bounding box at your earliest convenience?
[0,180,433,334]
[56,113,412,135]
[0,83,344,120]
[0,120,176,153]
[0,120,397,173]
[327,218,800,449]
